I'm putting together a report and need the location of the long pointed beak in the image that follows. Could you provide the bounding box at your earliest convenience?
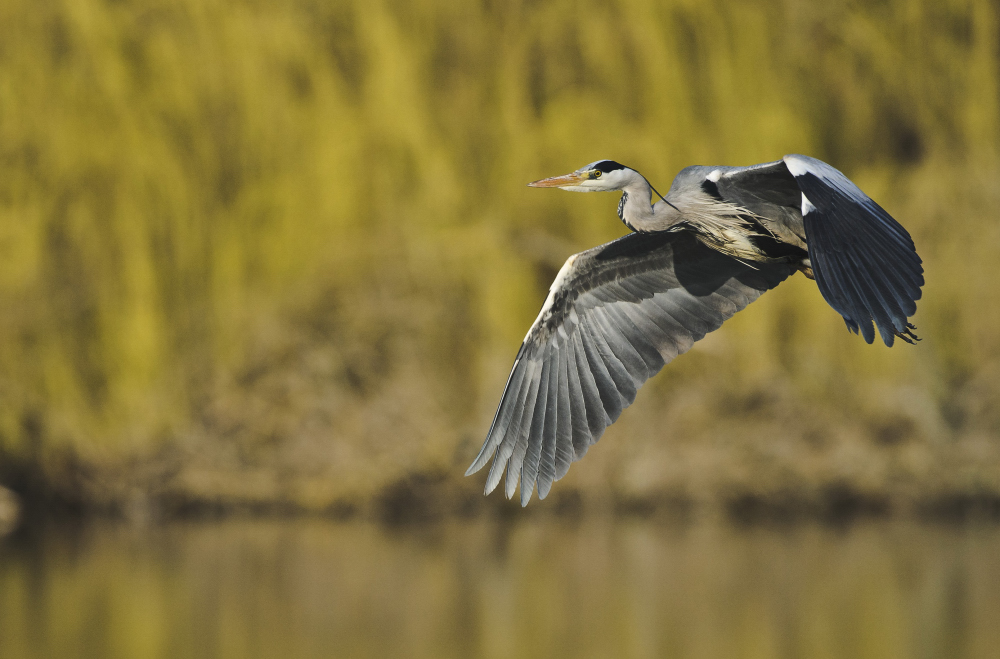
[527,172,587,188]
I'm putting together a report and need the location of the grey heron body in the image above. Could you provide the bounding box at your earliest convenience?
[467,155,923,506]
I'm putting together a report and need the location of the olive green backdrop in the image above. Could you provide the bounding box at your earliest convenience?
[0,0,997,515]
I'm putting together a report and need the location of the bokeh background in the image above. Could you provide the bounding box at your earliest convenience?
[1,0,998,518]
[2,0,1000,657]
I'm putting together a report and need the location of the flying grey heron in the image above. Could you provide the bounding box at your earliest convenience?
[466,155,923,506]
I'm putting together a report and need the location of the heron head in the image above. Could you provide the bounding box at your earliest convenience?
[528,160,633,192]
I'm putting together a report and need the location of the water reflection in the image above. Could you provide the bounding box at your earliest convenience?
[1,518,998,659]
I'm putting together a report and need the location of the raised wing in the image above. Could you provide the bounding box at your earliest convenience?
[466,232,795,505]
[783,154,923,346]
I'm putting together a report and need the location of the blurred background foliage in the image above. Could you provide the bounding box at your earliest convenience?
[0,0,998,518]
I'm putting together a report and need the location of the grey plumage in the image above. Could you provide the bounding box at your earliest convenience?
[467,155,924,505]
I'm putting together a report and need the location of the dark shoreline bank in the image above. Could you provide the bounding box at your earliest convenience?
[4,472,1000,541]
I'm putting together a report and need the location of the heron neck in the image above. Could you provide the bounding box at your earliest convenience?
[617,177,680,232]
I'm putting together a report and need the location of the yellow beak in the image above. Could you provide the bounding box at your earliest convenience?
[527,172,588,188]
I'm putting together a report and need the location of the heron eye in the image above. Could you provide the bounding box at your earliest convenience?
[593,171,602,179]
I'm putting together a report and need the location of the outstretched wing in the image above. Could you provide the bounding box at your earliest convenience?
[466,231,795,506]
[783,154,923,346]
[708,155,923,346]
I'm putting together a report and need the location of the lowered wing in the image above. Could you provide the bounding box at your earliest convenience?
[710,155,923,346]
[783,154,923,346]
[466,231,795,506]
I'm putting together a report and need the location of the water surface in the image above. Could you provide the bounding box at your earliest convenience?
[1,518,998,659]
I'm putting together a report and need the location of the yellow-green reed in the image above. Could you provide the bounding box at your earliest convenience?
[0,0,997,510]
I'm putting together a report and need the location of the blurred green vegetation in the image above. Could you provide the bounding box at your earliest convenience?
[0,0,998,515]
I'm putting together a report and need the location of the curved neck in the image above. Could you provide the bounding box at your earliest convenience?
[617,174,681,232]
